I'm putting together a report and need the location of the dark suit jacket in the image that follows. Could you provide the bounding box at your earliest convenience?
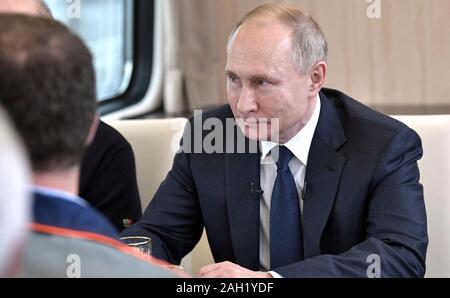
[122,88,428,277]
[33,191,119,239]
[80,121,142,231]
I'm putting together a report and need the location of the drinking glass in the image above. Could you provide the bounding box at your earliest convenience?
[120,236,152,256]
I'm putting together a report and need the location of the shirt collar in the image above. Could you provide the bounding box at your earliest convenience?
[32,185,88,208]
[260,94,321,166]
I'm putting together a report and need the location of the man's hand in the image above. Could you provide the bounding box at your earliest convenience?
[198,261,272,278]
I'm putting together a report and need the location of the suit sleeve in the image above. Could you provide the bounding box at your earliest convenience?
[274,127,428,277]
[120,122,204,265]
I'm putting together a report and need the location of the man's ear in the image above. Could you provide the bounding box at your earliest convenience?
[85,113,99,146]
[308,61,327,98]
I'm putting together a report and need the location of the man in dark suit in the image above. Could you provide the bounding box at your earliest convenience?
[79,121,142,231]
[0,0,142,232]
[0,14,118,239]
[122,4,427,277]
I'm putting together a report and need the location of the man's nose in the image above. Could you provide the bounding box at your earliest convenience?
[237,87,257,114]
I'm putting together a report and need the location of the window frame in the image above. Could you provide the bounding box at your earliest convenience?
[98,0,157,116]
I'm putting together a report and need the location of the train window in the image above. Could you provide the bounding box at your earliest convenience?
[45,0,133,101]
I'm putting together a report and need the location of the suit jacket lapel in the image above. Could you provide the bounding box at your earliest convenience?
[302,92,348,258]
[224,132,261,270]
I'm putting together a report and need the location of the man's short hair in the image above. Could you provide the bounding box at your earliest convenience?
[228,3,328,75]
[0,14,96,172]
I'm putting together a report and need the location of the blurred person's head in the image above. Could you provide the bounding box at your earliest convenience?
[226,3,327,143]
[0,107,31,277]
[0,14,97,192]
[0,0,52,17]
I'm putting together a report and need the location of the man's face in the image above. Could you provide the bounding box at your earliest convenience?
[226,20,316,143]
[0,0,44,16]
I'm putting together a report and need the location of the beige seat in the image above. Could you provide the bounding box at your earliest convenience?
[392,115,450,277]
[107,115,450,277]
[105,118,187,209]
[105,118,214,275]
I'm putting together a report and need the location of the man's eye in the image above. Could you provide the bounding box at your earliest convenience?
[228,75,238,83]
[256,79,269,86]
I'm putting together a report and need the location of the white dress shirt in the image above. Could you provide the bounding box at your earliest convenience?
[259,95,321,274]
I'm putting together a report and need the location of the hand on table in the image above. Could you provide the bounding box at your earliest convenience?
[198,261,272,278]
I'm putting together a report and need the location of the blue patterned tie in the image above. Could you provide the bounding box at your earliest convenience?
[270,145,304,269]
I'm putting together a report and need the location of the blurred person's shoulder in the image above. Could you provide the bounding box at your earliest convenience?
[21,227,180,278]
[91,121,132,153]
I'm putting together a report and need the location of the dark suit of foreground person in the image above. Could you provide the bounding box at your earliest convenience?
[123,4,427,277]
[0,14,117,238]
